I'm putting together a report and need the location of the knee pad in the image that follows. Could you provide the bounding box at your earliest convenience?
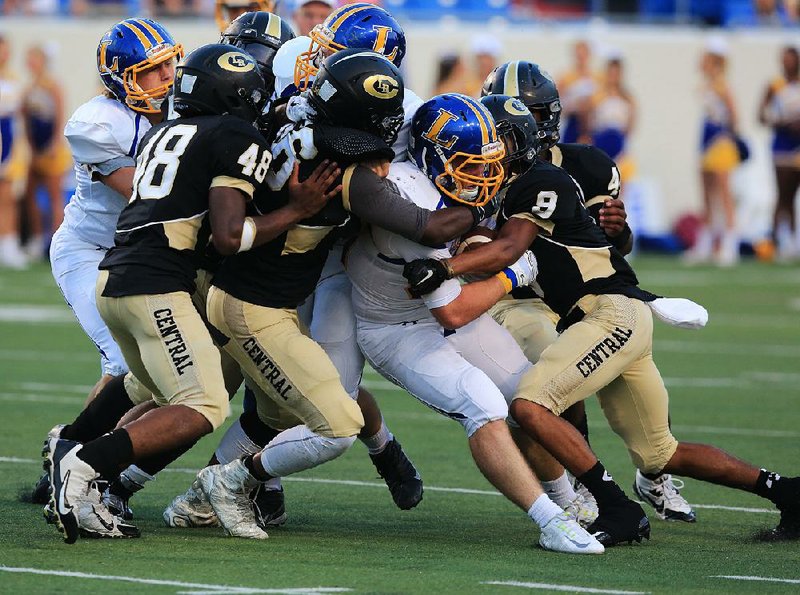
[124,372,153,405]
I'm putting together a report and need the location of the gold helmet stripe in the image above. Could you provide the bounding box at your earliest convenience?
[266,13,282,39]
[459,95,491,145]
[122,21,153,50]
[329,4,372,32]
[503,60,520,97]
[135,19,164,44]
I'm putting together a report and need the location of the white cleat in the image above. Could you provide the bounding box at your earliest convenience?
[564,492,599,528]
[539,513,605,554]
[197,460,268,539]
[164,478,220,528]
[633,470,696,523]
[44,438,139,543]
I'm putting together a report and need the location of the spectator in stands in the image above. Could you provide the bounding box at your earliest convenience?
[686,36,741,267]
[558,40,598,144]
[144,0,204,16]
[470,34,502,96]
[2,0,59,14]
[293,0,336,37]
[21,44,71,261]
[759,45,800,261]
[590,51,636,182]
[433,52,476,97]
[0,35,26,269]
[71,1,130,16]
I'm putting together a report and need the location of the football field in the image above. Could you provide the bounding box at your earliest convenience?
[0,256,798,594]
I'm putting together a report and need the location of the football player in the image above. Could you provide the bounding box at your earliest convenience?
[31,18,183,509]
[346,92,604,554]
[178,3,430,524]
[188,50,505,539]
[43,44,337,543]
[481,60,696,524]
[215,0,276,32]
[401,99,800,545]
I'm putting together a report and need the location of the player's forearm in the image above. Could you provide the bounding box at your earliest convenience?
[431,278,507,329]
[418,208,476,246]
[251,206,307,248]
[447,236,524,277]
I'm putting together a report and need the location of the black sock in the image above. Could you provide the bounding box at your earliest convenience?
[577,461,628,507]
[240,410,281,447]
[754,469,798,506]
[108,443,196,500]
[61,375,134,442]
[76,429,133,480]
[574,411,591,446]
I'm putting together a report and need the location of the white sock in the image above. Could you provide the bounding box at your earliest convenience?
[215,418,262,464]
[359,421,393,455]
[540,472,578,508]
[527,493,563,528]
[264,476,283,491]
[259,425,356,478]
[119,465,155,493]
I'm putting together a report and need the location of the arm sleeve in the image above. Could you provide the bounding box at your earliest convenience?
[344,164,432,241]
[65,120,127,166]
[422,278,462,310]
[91,155,136,177]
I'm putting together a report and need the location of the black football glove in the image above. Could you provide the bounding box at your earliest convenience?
[403,258,454,298]
[466,191,502,226]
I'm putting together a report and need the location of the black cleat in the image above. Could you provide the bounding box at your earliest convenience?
[588,498,651,547]
[32,472,51,505]
[369,438,423,510]
[251,484,287,528]
[103,488,134,521]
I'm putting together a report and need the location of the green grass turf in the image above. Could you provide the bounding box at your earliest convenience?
[0,256,798,594]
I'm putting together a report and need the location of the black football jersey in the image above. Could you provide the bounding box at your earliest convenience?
[100,114,272,297]
[212,122,393,309]
[550,143,621,235]
[497,159,641,318]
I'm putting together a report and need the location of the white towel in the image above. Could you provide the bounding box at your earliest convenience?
[647,297,708,330]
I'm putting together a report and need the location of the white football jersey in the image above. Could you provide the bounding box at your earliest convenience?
[347,161,461,324]
[62,95,152,248]
[393,88,423,163]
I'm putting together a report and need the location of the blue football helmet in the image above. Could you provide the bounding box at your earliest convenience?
[294,3,406,91]
[97,18,183,114]
[409,94,505,207]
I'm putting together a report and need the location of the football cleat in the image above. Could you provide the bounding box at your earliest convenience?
[587,498,651,547]
[251,484,287,528]
[197,460,268,539]
[163,478,220,528]
[764,477,800,540]
[538,512,605,554]
[32,471,51,505]
[633,471,697,523]
[564,492,599,528]
[43,438,139,542]
[102,488,134,521]
[369,438,423,510]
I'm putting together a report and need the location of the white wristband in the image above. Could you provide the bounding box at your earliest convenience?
[238,217,256,253]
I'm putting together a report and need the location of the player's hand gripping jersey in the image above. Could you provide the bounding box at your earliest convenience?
[497,160,649,321]
[99,114,272,296]
[211,120,395,309]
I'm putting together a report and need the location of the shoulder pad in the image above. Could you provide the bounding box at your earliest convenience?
[66,96,145,164]
[314,124,394,162]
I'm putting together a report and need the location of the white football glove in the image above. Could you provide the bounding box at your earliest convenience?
[286,94,317,124]
[497,250,538,292]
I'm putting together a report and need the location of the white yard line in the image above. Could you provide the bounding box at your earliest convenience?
[0,566,350,594]
[482,581,648,594]
[0,349,96,363]
[0,305,75,324]
[0,456,778,514]
[655,340,800,358]
[710,575,800,585]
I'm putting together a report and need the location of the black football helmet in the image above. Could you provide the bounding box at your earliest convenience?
[479,95,539,182]
[220,11,295,96]
[308,48,405,145]
[482,60,561,151]
[173,43,267,124]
